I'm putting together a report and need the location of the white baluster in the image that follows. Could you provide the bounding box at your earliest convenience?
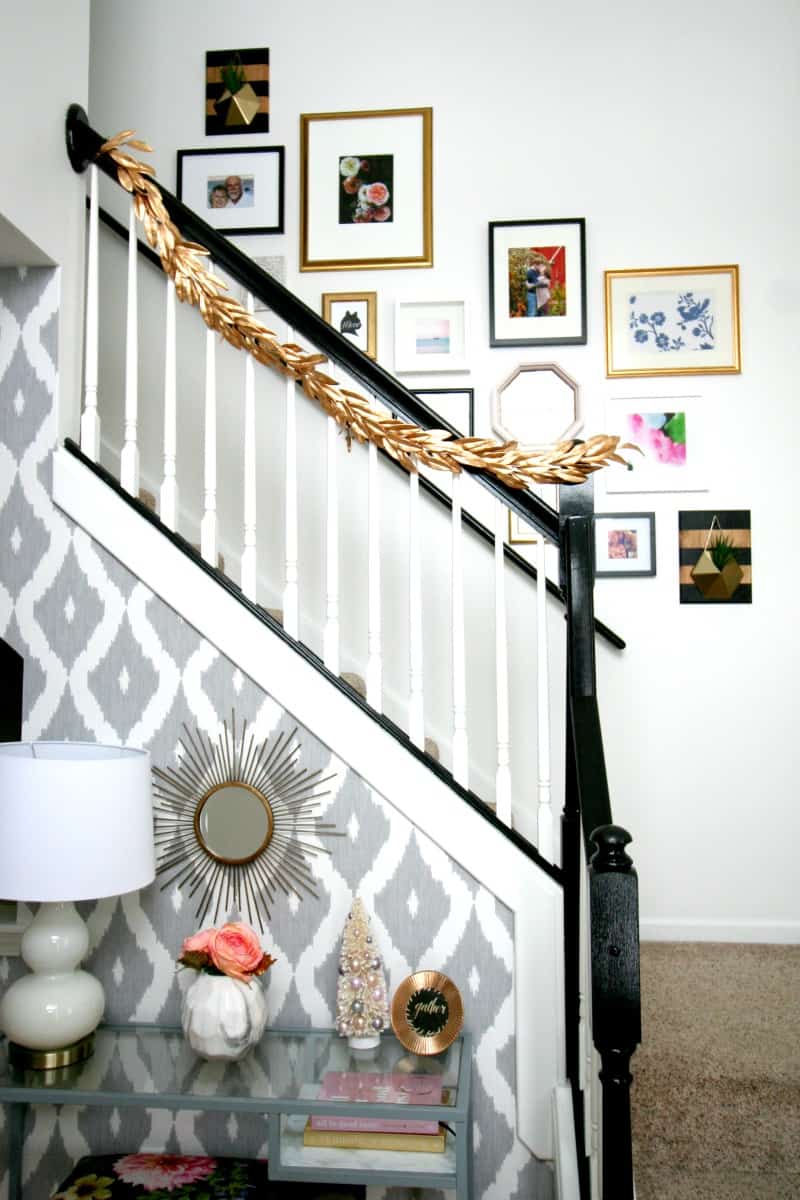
[536,535,553,859]
[408,468,424,748]
[323,415,340,674]
[494,501,512,825]
[451,474,468,786]
[120,199,139,494]
[283,325,299,639]
[160,277,178,531]
[366,441,383,711]
[241,293,257,600]
[200,265,217,566]
[81,164,100,461]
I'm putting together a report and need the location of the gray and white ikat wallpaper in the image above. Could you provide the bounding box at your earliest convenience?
[0,267,553,1199]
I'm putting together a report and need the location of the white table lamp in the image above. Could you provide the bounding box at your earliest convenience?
[0,742,155,1068]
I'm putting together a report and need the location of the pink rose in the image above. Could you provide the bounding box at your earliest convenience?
[180,927,214,956]
[371,205,392,222]
[365,182,389,206]
[209,922,267,982]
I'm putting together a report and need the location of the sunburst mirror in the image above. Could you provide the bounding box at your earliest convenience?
[152,714,341,930]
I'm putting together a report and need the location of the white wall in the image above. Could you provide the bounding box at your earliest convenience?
[0,0,90,438]
[87,0,800,940]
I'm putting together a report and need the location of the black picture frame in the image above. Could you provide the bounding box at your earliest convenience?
[594,512,657,578]
[176,146,285,237]
[488,217,587,347]
[411,388,475,437]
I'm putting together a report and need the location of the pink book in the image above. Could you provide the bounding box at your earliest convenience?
[310,1071,443,1134]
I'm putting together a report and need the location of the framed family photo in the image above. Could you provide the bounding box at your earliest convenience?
[300,107,433,271]
[594,512,656,577]
[604,265,741,377]
[488,218,587,347]
[322,291,377,359]
[176,146,285,235]
[394,300,469,373]
[412,388,475,436]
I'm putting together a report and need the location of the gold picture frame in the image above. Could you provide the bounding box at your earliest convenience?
[604,265,741,378]
[322,291,377,360]
[300,107,433,272]
[391,970,463,1056]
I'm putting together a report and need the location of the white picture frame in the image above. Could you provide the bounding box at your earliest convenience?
[602,395,708,494]
[394,300,469,373]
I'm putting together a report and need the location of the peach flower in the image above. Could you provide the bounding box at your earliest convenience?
[180,927,214,956]
[209,922,268,982]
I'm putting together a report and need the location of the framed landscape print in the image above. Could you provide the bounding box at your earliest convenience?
[322,291,377,359]
[176,147,284,235]
[394,300,469,373]
[594,512,656,577]
[412,388,475,436]
[300,108,433,271]
[605,265,741,377]
[205,48,269,136]
[488,218,587,347]
[603,396,707,493]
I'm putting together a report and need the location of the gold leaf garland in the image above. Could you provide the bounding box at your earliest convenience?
[97,130,634,490]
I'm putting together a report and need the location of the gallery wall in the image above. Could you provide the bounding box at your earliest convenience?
[85,0,800,941]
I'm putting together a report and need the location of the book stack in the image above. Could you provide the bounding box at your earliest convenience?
[303,1070,447,1153]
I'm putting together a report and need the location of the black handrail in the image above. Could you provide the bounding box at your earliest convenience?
[92,196,626,652]
[67,103,564,544]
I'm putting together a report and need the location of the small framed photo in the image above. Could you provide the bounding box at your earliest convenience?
[594,512,656,577]
[394,300,469,373]
[604,265,741,377]
[412,388,474,436]
[176,147,284,236]
[488,218,587,347]
[205,48,270,136]
[508,511,541,545]
[300,107,433,271]
[322,291,377,360]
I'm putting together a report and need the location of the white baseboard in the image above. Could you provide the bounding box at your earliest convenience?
[640,918,800,944]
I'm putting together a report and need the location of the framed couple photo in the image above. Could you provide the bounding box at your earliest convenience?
[488,218,587,348]
[176,146,285,236]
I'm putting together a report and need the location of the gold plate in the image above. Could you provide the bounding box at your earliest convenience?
[391,971,463,1056]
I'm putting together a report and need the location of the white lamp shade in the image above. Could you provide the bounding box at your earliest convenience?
[0,742,155,902]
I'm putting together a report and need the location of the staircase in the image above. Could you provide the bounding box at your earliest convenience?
[5,105,644,1198]
[633,941,800,1200]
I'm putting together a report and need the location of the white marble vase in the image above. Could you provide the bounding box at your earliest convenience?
[181,972,267,1061]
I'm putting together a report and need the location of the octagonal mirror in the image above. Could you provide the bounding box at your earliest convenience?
[491,362,582,448]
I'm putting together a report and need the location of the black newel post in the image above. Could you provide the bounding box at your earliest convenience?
[590,824,641,1200]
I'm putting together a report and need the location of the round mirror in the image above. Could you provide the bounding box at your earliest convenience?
[194,783,273,864]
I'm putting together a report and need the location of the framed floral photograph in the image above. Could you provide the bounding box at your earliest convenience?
[412,388,475,436]
[322,292,377,360]
[176,147,284,236]
[394,300,469,373]
[488,218,587,347]
[604,265,741,377]
[300,108,433,271]
[594,512,656,577]
[205,48,270,136]
[602,395,708,494]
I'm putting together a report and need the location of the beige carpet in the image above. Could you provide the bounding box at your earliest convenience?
[632,942,800,1199]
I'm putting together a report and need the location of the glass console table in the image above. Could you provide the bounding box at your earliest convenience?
[0,1025,473,1199]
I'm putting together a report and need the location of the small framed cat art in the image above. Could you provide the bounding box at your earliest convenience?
[322,291,377,360]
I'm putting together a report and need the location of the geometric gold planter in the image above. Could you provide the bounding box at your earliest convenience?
[690,549,743,600]
[216,82,259,128]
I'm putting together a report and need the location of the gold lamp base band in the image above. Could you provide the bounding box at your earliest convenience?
[8,1033,95,1070]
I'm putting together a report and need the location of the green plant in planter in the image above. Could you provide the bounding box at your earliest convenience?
[221,57,246,95]
[708,533,738,570]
